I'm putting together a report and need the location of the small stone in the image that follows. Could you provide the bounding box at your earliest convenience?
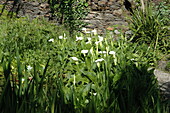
[40,3,49,8]
[109,0,115,2]
[110,5,119,10]
[31,2,39,7]
[107,2,113,6]
[91,4,98,10]
[113,9,123,15]
[104,13,115,19]
[154,69,170,99]
[86,13,95,19]
[44,14,50,17]
[98,1,107,6]
[93,0,98,4]
[96,13,103,20]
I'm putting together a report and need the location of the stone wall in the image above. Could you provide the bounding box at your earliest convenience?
[89,0,123,11]
[0,1,51,19]
[86,0,129,33]
[0,0,130,33]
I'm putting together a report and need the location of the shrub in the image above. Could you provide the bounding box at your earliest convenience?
[128,2,169,53]
[48,0,89,34]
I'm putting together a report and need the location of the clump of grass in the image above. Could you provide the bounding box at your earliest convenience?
[128,2,169,53]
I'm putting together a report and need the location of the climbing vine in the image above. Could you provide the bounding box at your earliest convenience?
[48,0,89,34]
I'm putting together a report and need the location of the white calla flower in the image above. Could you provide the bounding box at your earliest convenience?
[109,51,116,55]
[70,57,79,61]
[81,50,88,54]
[86,41,91,44]
[98,51,107,54]
[48,38,54,42]
[87,37,91,41]
[98,36,104,41]
[27,65,33,71]
[59,36,63,39]
[82,27,87,31]
[91,29,97,35]
[95,41,101,45]
[95,58,104,62]
[76,36,83,41]
[22,78,25,83]
[93,93,97,96]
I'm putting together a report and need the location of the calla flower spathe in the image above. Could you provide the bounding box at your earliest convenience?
[86,41,91,44]
[76,36,83,41]
[70,57,79,61]
[22,78,25,83]
[59,36,63,39]
[91,29,97,35]
[95,58,104,62]
[98,36,104,41]
[98,51,107,54]
[27,65,33,71]
[48,38,54,42]
[82,27,87,32]
[59,35,67,39]
[95,41,101,45]
[109,51,116,55]
[87,37,91,41]
[81,50,88,54]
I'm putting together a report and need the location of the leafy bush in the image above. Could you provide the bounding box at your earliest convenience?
[128,2,169,53]
[48,0,89,34]
[155,1,170,25]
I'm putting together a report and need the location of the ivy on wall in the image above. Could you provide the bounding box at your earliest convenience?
[48,0,89,34]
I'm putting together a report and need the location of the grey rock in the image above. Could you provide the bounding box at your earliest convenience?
[93,0,98,4]
[113,9,123,15]
[96,14,103,20]
[154,69,170,99]
[91,4,98,10]
[84,20,101,25]
[98,1,107,6]
[104,13,115,19]
[154,69,170,84]
[110,5,119,10]
[111,21,128,26]
[158,61,170,71]
[31,2,39,7]
[86,13,95,19]
[40,3,49,8]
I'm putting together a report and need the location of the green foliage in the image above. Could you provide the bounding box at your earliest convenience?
[154,1,170,26]
[0,17,68,60]
[48,0,89,34]
[129,2,170,53]
[0,9,169,113]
